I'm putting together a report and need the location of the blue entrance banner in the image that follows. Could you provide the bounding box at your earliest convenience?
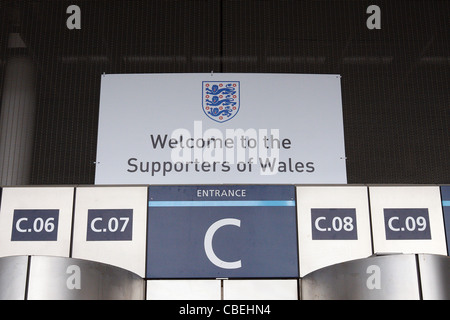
[148,200,295,207]
[147,185,299,278]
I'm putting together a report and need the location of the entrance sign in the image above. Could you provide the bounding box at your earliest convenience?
[146,185,299,278]
[95,73,347,184]
[369,186,447,255]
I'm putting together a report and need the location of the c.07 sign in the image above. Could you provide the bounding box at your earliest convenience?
[86,209,133,241]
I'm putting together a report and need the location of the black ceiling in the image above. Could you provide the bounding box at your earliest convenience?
[0,0,448,184]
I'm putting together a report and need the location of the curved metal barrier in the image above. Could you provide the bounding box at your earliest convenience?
[1,254,448,299]
[301,254,450,300]
[0,255,145,300]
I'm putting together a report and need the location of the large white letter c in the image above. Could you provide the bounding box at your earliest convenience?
[204,218,242,269]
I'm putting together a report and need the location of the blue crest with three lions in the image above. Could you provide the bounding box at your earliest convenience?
[202,81,240,123]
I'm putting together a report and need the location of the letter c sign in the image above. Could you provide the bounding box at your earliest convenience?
[204,218,242,269]
[147,185,299,278]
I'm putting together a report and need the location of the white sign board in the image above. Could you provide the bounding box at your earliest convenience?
[146,280,221,300]
[369,186,447,255]
[223,279,298,300]
[0,187,74,258]
[71,186,147,277]
[296,186,373,277]
[95,73,347,184]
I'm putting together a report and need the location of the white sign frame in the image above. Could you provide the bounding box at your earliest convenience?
[296,186,373,276]
[0,187,74,258]
[95,73,347,184]
[369,186,447,255]
[71,186,147,277]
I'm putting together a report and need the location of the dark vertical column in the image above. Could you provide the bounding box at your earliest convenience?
[0,32,36,185]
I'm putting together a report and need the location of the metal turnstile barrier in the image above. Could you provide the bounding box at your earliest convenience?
[301,254,450,300]
[0,255,145,300]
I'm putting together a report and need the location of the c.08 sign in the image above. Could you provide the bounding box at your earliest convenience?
[311,208,358,240]
[315,216,354,232]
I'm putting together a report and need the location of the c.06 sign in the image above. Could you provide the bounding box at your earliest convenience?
[11,209,59,241]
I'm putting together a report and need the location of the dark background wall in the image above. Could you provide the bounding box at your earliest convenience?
[0,0,448,185]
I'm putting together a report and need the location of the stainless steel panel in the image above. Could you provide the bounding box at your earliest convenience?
[0,256,28,300]
[418,254,450,300]
[302,254,420,300]
[27,256,145,300]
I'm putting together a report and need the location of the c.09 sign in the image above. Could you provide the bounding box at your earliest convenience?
[383,209,431,240]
